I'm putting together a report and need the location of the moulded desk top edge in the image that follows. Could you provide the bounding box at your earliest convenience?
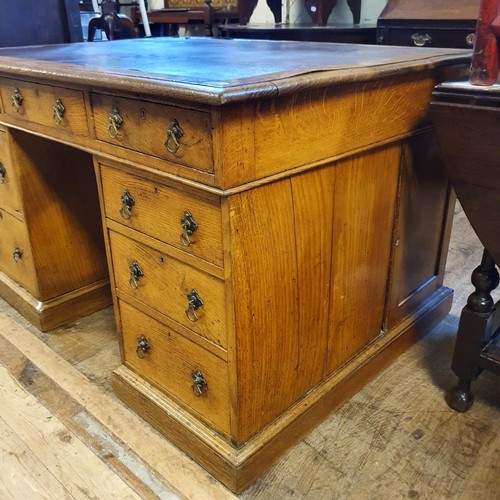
[0,38,471,105]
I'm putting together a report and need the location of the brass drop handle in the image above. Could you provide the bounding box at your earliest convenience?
[185,288,203,322]
[411,33,432,47]
[180,210,198,247]
[13,245,22,262]
[191,370,207,397]
[53,98,65,125]
[129,260,144,289]
[136,335,151,359]
[120,188,135,220]
[0,162,5,184]
[11,88,23,113]
[165,118,184,154]
[108,108,123,139]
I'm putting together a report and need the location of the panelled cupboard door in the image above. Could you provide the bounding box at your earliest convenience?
[385,130,452,329]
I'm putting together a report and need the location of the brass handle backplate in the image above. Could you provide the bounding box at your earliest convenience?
[120,188,135,220]
[129,260,144,289]
[185,288,203,322]
[0,162,5,184]
[53,98,65,125]
[411,33,432,47]
[191,370,207,397]
[136,335,151,359]
[180,210,198,247]
[165,119,184,154]
[13,245,22,262]
[11,88,23,113]
[108,108,123,139]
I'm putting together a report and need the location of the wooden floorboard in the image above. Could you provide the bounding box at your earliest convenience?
[0,203,499,499]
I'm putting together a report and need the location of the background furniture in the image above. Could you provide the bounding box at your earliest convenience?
[432,82,500,411]
[0,0,83,47]
[377,0,480,48]
[0,38,469,491]
[219,23,377,44]
[144,0,274,37]
[431,0,500,411]
[304,0,361,26]
[87,0,138,40]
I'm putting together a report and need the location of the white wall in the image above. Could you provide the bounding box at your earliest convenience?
[249,0,387,25]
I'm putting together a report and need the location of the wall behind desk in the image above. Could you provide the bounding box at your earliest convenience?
[148,0,388,25]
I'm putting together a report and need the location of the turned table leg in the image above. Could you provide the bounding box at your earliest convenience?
[346,0,361,25]
[446,249,499,411]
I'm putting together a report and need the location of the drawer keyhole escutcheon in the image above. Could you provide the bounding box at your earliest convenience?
[186,288,203,322]
[13,245,22,262]
[411,33,432,47]
[108,108,123,139]
[180,210,197,247]
[129,260,144,289]
[53,98,65,125]
[136,335,150,359]
[11,88,23,113]
[0,162,5,183]
[120,189,135,220]
[165,119,184,154]
[191,370,207,397]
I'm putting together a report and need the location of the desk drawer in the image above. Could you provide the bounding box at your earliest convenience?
[110,230,227,349]
[92,93,214,173]
[0,78,89,135]
[119,299,230,435]
[0,130,22,214]
[0,208,36,293]
[100,164,223,267]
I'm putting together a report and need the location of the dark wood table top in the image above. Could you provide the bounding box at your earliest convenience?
[0,37,470,104]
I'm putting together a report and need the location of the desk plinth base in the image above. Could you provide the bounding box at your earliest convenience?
[0,270,112,332]
[112,286,453,493]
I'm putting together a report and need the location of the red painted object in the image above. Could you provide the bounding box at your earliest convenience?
[470,0,500,84]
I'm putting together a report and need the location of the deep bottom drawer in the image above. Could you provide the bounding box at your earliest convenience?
[0,208,36,294]
[119,299,231,436]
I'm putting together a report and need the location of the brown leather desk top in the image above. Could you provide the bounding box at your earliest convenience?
[0,38,470,104]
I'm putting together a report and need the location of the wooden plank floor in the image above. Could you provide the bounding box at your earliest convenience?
[0,204,499,499]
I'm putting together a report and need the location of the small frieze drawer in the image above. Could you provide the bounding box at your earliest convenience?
[100,164,223,267]
[92,93,214,173]
[0,130,22,214]
[119,299,231,435]
[0,208,36,293]
[109,229,227,349]
[0,78,89,135]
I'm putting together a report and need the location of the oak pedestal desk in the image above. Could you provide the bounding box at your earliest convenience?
[0,39,469,492]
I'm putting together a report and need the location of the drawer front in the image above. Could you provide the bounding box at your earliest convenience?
[100,165,223,267]
[0,130,22,214]
[380,26,476,49]
[110,230,227,349]
[0,78,89,135]
[92,93,214,173]
[0,208,36,293]
[120,300,230,435]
